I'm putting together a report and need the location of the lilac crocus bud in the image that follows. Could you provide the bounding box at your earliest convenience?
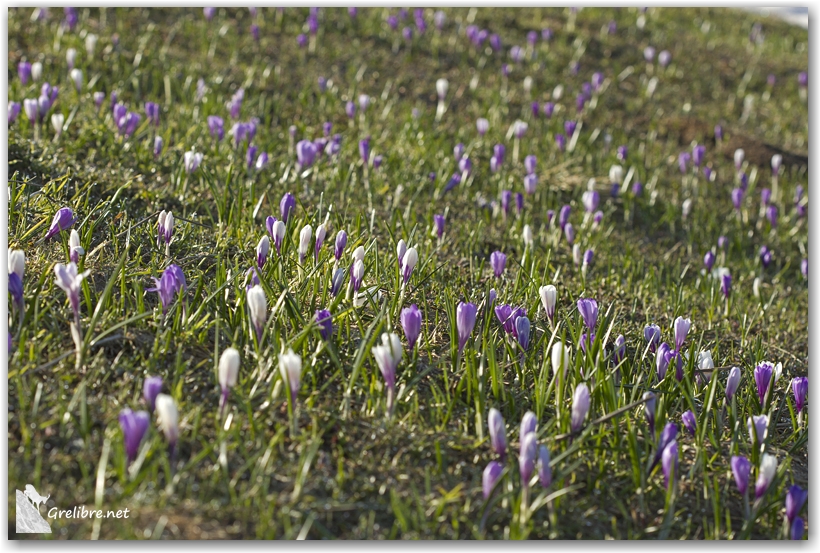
[748,414,768,446]
[659,50,671,67]
[69,229,84,264]
[539,285,556,323]
[754,453,777,500]
[754,362,774,407]
[207,116,224,142]
[45,207,76,240]
[372,333,402,414]
[577,298,598,331]
[203,7,216,20]
[766,204,778,228]
[644,392,656,434]
[721,272,732,299]
[456,301,477,353]
[571,384,591,433]
[673,316,691,352]
[490,251,506,278]
[534,445,552,489]
[483,461,504,500]
[18,61,32,84]
[661,440,678,488]
[155,394,179,451]
[520,411,537,439]
[151,135,163,158]
[582,190,599,213]
[791,377,808,414]
[500,190,512,215]
[345,100,356,119]
[476,118,489,136]
[703,251,716,272]
[334,230,347,260]
[564,223,575,245]
[143,376,163,411]
[515,316,531,350]
[295,140,317,169]
[791,518,804,540]
[644,324,661,352]
[401,247,418,285]
[119,408,150,464]
[256,235,270,269]
[8,249,25,312]
[731,188,744,211]
[270,220,285,256]
[351,259,365,293]
[183,150,203,173]
[280,192,296,223]
[644,46,655,62]
[278,349,303,404]
[519,432,538,486]
[785,485,807,524]
[734,148,745,170]
[330,268,346,297]
[613,334,626,364]
[731,455,751,495]
[315,309,333,341]
[681,410,696,436]
[434,214,445,239]
[147,265,185,314]
[572,244,582,267]
[246,285,267,344]
[559,205,571,230]
[218,347,240,413]
[8,101,21,124]
[652,422,678,470]
[23,98,39,125]
[488,408,507,458]
[656,342,672,381]
[313,223,327,262]
[400,304,422,350]
[524,155,537,175]
[524,174,537,195]
[726,366,741,400]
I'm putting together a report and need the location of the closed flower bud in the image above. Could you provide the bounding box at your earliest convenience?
[488,408,506,457]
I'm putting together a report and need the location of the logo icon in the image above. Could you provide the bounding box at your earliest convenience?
[16,484,52,533]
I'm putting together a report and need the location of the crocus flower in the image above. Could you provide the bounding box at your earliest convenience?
[18,61,32,84]
[644,324,661,352]
[520,411,537,439]
[401,247,418,284]
[754,453,777,500]
[44,207,75,240]
[726,366,741,400]
[535,445,552,489]
[246,285,267,344]
[456,302,477,353]
[571,384,590,433]
[539,285,557,323]
[155,393,179,452]
[334,230,347,261]
[564,223,575,245]
[298,225,313,265]
[673,316,690,352]
[54,262,89,318]
[144,376,162,411]
[23,98,39,124]
[218,347,240,414]
[617,145,627,161]
[661,440,678,488]
[119,408,150,463]
[310,309,332,341]
[564,120,577,137]
[748,414,768,446]
[295,140,317,168]
[207,116,224,141]
[8,101,21,124]
[433,215,445,239]
[345,100,356,119]
[280,193,296,223]
[490,251,506,278]
[68,229,84,264]
[785,485,807,523]
[577,298,598,331]
[476,118,489,136]
[791,518,804,540]
[495,305,526,337]
[551,342,571,377]
[704,251,716,272]
[372,333,402,414]
[254,235,270,268]
[731,455,751,495]
[8,249,25,313]
[483,461,504,500]
[754,362,774,407]
[524,155,537,175]
[500,191,512,216]
[183,150,203,173]
[644,392,656,434]
[516,316,531,350]
[400,304,422,350]
[791,377,808,414]
[330,268,346,297]
[488,408,507,458]
[278,349,302,403]
[519,432,537,486]
[681,410,696,436]
[613,335,626,364]
[766,205,778,228]
[731,188,744,211]
[358,137,370,165]
[350,259,365,293]
[651,422,678,470]
[656,342,672,380]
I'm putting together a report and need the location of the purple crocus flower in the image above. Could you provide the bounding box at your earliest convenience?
[791,518,804,540]
[476,118,489,136]
[147,264,186,314]
[515,316,531,350]
[153,136,163,158]
[555,133,566,152]
[582,190,600,213]
[766,204,778,228]
[692,144,706,168]
[330,268,346,297]
[792,377,808,414]
[245,144,258,170]
[673,316,691,352]
[143,376,163,411]
[207,115,224,142]
[44,207,75,240]
[458,156,472,176]
[754,362,774,407]
[490,251,506,278]
[542,102,555,118]
[761,188,771,207]
[731,455,751,495]
[8,101,21,124]
[515,193,524,215]
[145,101,160,127]
[785,485,807,524]
[334,230,347,261]
[571,384,591,433]
[564,223,575,245]
[644,324,661,352]
[203,7,216,20]
[651,422,678,470]
[443,173,461,193]
[613,335,626,363]
[577,298,598,331]
[801,258,808,278]
[245,266,260,291]
[678,152,691,174]
[726,366,741,400]
[453,143,464,160]
[316,309,333,341]
[119,408,150,463]
[644,392,656,434]
[721,272,732,299]
[488,408,507,458]
[280,192,296,223]
[483,461,504,500]
[359,137,371,165]
[519,432,537,487]
[500,190,512,216]
[704,251,716,272]
[731,188,744,211]
[616,145,627,162]
[564,120,577,137]
[656,342,672,380]
[64,7,78,30]
[400,304,422,350]
[296,140,317,169]
[682,410,696,436]
[661,440,678,488]
[433,214,445,239]
[760,246,772,268]
[456,302,477,353]
[798,71,807,88]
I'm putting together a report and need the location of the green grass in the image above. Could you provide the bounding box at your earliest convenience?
[8,7,807,539]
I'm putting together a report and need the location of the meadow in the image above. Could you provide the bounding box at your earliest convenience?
[7,7,808,539]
